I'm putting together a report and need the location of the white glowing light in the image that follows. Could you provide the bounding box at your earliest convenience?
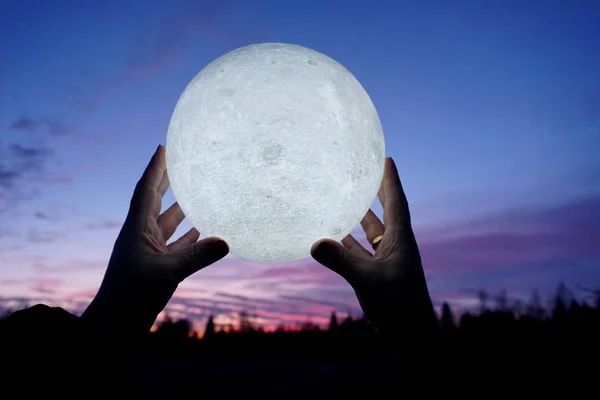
[166,43,385,262]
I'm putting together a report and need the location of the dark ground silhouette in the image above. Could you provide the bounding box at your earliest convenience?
[148,282,600,344]
[1,282,598,396]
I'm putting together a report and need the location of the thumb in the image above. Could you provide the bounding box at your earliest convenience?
[311,238,360,281]
[171,237,229,281]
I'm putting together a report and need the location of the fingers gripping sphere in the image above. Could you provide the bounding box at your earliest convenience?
[166,43,385,262]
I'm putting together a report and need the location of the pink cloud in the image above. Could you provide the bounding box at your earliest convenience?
[0,279,26,286]
[64,289,97,302]
[3,194,597,333]
[31,258,105,274]
[30,279,62,295]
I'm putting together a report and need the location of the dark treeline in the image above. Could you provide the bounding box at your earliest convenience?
[125,281,600,369]
[1,282,598,396]
[129,282,600,394]
[3,282,599,349]
[155,282,600,342]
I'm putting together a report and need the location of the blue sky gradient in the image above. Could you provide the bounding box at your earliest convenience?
[1,0,599,330]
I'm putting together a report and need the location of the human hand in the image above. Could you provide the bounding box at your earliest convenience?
[82,145,229,334]
[311,158,438,339]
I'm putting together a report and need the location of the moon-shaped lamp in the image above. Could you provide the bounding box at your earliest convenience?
[166,43,385,262]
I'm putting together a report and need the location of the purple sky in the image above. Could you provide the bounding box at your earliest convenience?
[1,0,599,331]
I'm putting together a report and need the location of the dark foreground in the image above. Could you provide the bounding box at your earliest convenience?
[2,286,599,397]
[4,333,594,397]
[129,337,598,397]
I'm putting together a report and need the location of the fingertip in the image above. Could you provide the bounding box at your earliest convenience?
[310,238,335,256]
[156,144,166,161]
[310,239,347,270]
[209,236,230,256]
[151,144,165,164]
[310,239,354,280]
[383,156,402,192]
[152,144,163,158]
[385,157,397,172]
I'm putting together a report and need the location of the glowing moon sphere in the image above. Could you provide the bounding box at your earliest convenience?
[166,43,385,262]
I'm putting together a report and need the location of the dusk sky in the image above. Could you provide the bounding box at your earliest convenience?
[1,0,599,332]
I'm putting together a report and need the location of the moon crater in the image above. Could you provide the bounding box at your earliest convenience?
[261,142,285,164]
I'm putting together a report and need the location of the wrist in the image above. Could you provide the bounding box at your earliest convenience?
[82,270,177,336]
[356,279,440,340]
[82,289,157,336]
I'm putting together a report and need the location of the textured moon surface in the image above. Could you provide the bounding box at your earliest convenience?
[166,43,385,262]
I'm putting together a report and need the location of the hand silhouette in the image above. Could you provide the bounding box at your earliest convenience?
[311,158,438,338]
[82,145,229,334]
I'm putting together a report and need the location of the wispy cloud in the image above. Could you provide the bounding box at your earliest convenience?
[10,116,72,138]
[0,119,73,215]
[31,259,105,274]
[67,0,267,115]
[31,279,62,295]
[0,286,345,332]
[1,209,123,251]
[81,219,122,231]
[0,280,507,334]
[419,194,600,275]
[26,228,66,244]
[0,143,53,189]
[1,0,267,216]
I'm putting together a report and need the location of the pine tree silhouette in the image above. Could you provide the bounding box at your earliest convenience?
[203,315,215,339]
[328,311,339,333]
[527,288,544,319]
[495,289,508,312]
[478,289,489,314]
[239,310,253,333]
[155,314,192,337]
[440,302,457,334]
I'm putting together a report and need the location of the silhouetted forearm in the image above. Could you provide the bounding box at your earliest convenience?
[82,293,158,336]
[369,297,440,340]
[355,277,441,343]
[365,296,439,340]
[81,276,172,336]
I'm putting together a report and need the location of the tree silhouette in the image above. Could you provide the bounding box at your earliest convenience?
[526,288,543,318]
[553,283,569,322]
[440,302,457,334]
[340,313,354,333]
[2,281,599,371]
[494,289,508,312]
[328,311,339,333]
[237,310,258,333]
[203,315,215,339]
[478,289,488,314]
[155,314,192,338]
